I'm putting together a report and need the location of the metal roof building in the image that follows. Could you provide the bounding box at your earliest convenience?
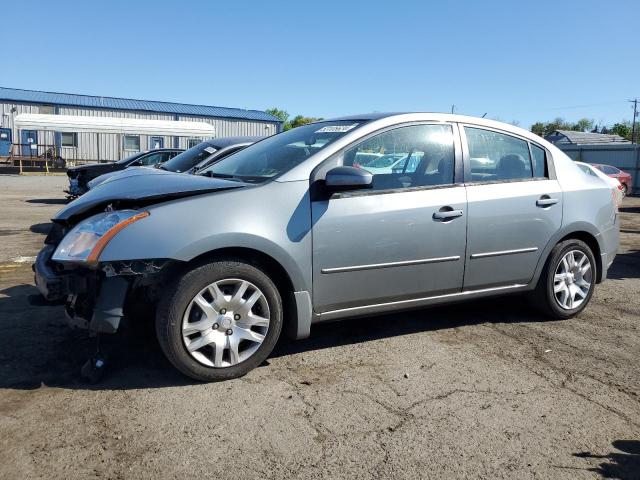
[0,87,282,163]
[545,129,630,145]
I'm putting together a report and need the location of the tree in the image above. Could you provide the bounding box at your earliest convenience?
[289,115,323,129]
[531,122,546,137]
[610,122,632,140]
[265,108,322,131]
[573,118,594,132]
[265,108,289,123]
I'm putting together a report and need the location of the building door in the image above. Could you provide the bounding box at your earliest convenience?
[21,130,38,156]
[0,128,11,156]
[149,136,164,149]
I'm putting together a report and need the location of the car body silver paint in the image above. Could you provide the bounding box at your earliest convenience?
[311,185,467,313]
[53,113,620,338]
[100,180,313,294]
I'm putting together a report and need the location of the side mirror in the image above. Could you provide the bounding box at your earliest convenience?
[324,166,373,191]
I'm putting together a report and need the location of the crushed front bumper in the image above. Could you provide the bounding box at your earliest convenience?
[33,245,129,334]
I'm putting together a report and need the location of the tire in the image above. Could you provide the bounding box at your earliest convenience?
[156,258,283,381]
[532,239,596,319]
[621,184,628,198]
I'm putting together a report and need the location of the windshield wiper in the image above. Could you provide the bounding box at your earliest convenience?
[203,172,247,182]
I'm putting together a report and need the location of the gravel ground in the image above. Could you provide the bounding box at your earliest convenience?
[0,175,638,479]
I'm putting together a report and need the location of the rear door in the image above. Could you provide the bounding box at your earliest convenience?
[311,123,467,313]
[461,125,562,290]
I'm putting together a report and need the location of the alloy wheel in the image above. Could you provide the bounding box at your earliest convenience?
[553,250,593,310]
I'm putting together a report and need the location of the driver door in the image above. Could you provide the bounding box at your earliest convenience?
[311,123,467,314]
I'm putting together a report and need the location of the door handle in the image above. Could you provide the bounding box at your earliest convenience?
[433,208,464,220]
[536,196,559,207]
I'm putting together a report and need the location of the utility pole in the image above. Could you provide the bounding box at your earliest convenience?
[630,99,638,144]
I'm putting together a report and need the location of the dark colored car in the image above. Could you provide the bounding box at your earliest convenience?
[65,148,183,198]
[593,164,633,196]
[160,136,264,174]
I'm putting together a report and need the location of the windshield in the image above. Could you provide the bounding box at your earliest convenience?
[161,142,217,172]
[201,121,362,182]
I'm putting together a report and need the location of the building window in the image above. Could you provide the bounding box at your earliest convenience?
[187,138,201,149]
[124,135,140,151]
[60,132,77,147]
[40,105,54,114]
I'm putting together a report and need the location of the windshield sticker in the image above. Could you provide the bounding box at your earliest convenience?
[315,124,358,133]
[204,147,216,154]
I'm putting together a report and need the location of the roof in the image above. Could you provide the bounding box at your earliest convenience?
[0,87,281,123]
[14,113,217,136]
[545,130,630,145]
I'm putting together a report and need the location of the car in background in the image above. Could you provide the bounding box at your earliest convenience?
[34,113,619,382]
[592,164,633,197]
[575,161,624,205]
[163,136,263,174]
[87,137,263,190]
[65,148,182,198]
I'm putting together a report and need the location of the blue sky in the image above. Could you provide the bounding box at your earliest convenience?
[1,0,637,128]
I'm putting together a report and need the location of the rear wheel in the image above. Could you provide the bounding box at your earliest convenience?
[621,184,628,197]
[156,259,283,381]
[533,239,596,319]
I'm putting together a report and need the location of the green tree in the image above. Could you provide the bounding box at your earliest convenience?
[610,121,632,140]
[573,118,594,132]
[531,122,546,136]
[289,115,323,129]
[265,108,289,123]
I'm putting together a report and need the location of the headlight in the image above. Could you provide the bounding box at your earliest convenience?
[52,210,149,266]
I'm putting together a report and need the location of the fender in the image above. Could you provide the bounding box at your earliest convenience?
[530,221,605,287]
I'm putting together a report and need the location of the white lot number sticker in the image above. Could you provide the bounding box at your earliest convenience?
[315,124,358,134]
[204,147,216,154]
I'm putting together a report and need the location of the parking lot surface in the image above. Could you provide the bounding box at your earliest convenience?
[0,175,638,479]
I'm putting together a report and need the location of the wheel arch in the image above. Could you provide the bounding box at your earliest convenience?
[557,231,603,283]
[184,246,307,340]
[533,226,604,286]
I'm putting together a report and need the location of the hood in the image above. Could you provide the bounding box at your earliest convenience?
[87,166,155,189]
[54,168,246,221]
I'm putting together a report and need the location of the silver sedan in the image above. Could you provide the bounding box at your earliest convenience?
[36,113,619,381]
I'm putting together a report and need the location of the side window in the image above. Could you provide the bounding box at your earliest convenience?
[137,152,164,166]
[601,165,618,175]
[343,124,455,191]
[530,144,548,178]
[465,127,533,182]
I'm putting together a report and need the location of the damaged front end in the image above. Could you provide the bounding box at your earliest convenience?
[34,213,174,336]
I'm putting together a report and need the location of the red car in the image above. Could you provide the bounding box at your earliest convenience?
[593,164,633,197]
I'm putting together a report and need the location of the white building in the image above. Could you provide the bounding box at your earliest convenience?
[0,87,282,162]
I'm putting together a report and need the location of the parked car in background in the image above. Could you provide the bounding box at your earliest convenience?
[88,136,264,190]
[592,164,633,197]
[163,136,263,174]
[65,148,182,198]
[87,137,263,190]
[35,113,619,382]
[575,162,624,205]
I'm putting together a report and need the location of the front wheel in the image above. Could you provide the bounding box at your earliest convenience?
[621,184,628,197]
[533,239,596,319]
[156,259,283,381]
